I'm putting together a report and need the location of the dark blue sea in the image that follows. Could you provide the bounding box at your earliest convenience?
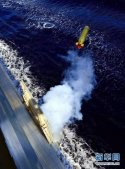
[0,0,125,168]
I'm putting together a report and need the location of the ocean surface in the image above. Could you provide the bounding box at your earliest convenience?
[0,0,125,168]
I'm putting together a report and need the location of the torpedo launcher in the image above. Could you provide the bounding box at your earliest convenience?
[20,81,54,144]
[76,26,90,49]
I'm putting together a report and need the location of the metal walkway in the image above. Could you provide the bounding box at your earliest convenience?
[0,63,65,169]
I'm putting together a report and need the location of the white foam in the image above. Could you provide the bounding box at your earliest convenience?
[0,40,45,99]
[43,22,55,29]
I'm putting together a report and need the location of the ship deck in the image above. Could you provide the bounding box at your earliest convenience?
[0,63,65,169]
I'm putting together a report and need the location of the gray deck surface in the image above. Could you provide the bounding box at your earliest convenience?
[0,63,65,169]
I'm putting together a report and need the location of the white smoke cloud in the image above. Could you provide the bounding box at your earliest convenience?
[41,50,96,141]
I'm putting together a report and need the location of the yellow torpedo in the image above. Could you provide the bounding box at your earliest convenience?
[20,81,53,144]
[76,26,90,49]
